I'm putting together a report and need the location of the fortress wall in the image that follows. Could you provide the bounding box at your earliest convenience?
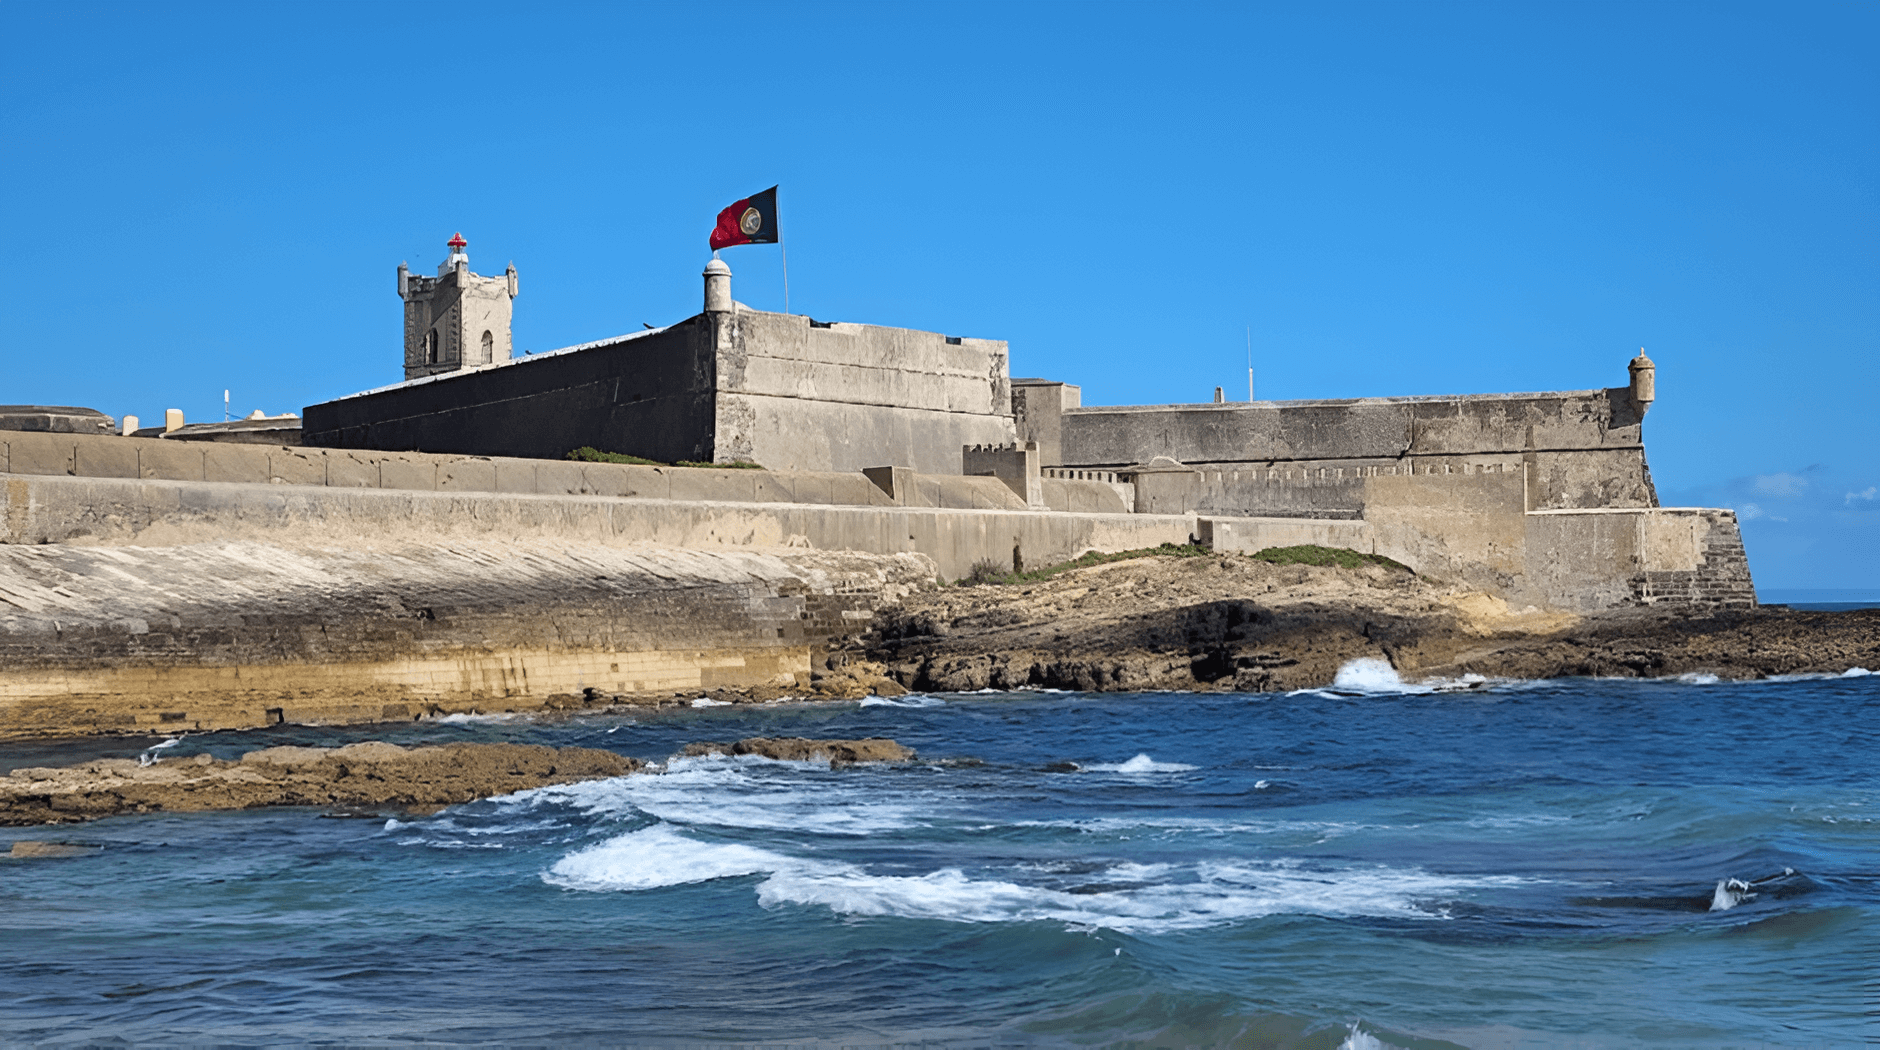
[1131,457,1530,520]
[1059,390,1638,465]
[2,430,1123,512]
[1,473,1196,584]
[1056,389,1656,518]
[0,541,935,739]
[728,311,1011,414]
[1523,509,1755,611]
[1039,478,1132,515]
[1362,472,1531,596]
[9,430,1124,520]
[715,310,1016,475]
[302,322,718,463]
[1524,447,1658,510]
[716,394,1017,477]
[1195,517,1375,554]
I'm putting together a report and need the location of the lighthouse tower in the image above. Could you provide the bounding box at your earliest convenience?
[396,233,519,381]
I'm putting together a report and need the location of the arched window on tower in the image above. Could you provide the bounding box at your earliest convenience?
[481,330,494,363]
[426,329,439,364]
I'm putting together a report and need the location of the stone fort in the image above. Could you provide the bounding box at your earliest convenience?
[0,233,1756,735]
[3,235,1754,616]
[288,236,1753,612]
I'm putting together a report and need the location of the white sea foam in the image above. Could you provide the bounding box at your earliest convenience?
[1843,667,1873,677]
[547,824,796,891]
[690,697,733,708]
[1337,1025,1400,1050]
[1333,657,1420,693]
[858,694,947,708]
[1676,672,1723,685]
[544,825,1519,932]
[1285,658,1436,698]
[432,712,526,724]
[1289,659,1529,697]
[1083,753,1198,774]
[508,759,928,835]
[1709,877,1756,911]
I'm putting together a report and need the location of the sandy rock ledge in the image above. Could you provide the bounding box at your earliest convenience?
[0,741,637,827]
[678,737,917,767]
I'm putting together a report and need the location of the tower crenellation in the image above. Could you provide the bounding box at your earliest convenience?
[398,232,518,381]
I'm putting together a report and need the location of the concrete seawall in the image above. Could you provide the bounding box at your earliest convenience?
[0,540,934,739]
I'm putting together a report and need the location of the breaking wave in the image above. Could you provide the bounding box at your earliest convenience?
[858,694,947,708]
[544,824,1518,933]
[1081,753,1198,774]
[506,757,931,836]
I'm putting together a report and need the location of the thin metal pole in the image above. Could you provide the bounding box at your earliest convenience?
[781,238,791,316]
[1246,327,1255,401]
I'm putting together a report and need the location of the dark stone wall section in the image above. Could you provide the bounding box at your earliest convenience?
[301,321,716,464]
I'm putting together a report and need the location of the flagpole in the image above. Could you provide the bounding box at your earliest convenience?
[1246,326,1255,401]
[780,236,790,315]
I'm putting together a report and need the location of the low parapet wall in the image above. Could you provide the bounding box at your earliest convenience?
[0,430,1128,517]
[2,473,1194,583]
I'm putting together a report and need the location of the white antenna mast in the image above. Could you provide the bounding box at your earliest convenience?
[1246,326,1255,401]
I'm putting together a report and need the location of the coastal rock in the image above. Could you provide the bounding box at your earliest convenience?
[865,553,1880,690]
[678,737,916,767]
[7,840,96,858]
[0,742,638,826]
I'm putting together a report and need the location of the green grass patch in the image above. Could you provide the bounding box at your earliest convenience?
[1250,544,1411,572]
[958,542,1212,586]
[567,447,663,466]
[567,447,765,470]
[955,542,1411,586]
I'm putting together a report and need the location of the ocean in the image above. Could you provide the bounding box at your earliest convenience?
[2,664,1874,1049]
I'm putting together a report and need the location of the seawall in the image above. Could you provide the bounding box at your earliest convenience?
[0,539,933,739]
[0,431,1172,581]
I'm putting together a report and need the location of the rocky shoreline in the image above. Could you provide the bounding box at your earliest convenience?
[856,554,1879,692]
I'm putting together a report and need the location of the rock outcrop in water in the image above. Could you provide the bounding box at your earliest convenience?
[678,737,917,767]
[0,741,637,826]
[861,553,1880,691]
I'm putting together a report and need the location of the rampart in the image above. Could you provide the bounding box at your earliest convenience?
[2,429,1753,613]
[302,302,1016,477]
[1031,387,1657,517]
[0,432,1167,581]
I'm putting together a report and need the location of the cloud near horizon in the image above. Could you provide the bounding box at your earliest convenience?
[1751,472,1814,498]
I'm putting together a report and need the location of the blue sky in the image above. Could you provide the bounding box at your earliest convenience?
[2,2,1875,591]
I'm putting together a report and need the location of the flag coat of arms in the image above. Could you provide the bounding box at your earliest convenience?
[710,186,779,250]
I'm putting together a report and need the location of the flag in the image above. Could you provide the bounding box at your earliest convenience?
[709,186,779,250]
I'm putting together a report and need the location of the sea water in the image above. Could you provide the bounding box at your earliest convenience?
[1,670,1874,1048]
